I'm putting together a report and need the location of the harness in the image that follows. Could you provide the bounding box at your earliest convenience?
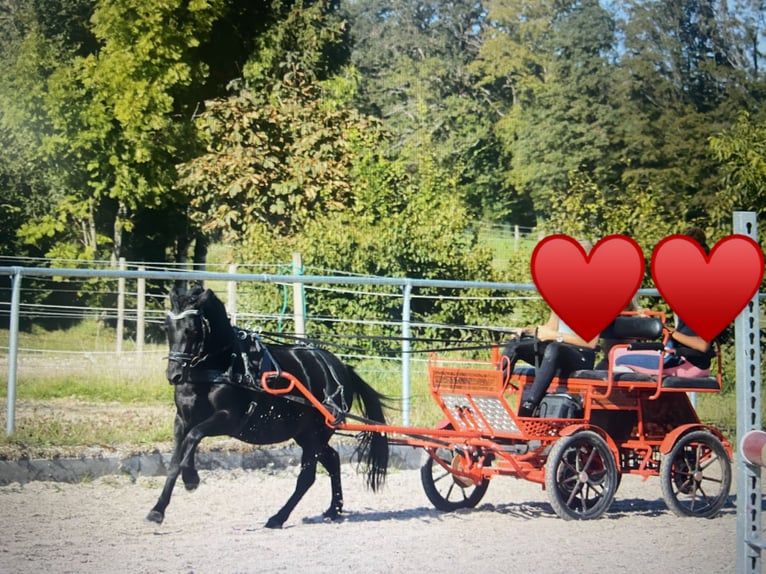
[164,308,341,414]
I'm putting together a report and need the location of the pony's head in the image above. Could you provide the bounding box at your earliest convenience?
[164,286,232,384]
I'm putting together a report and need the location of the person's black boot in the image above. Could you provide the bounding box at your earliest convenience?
[518,400,536,417]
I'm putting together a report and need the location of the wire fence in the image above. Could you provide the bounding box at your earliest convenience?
[0,258,542,355]
[0,263,549,431]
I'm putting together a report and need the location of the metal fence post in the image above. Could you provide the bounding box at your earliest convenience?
[292,253,306,338]
[136,266,145,354]
[401,281,413,427]
[734,211,762,574]
[226,263,238,325]
[116,257,126,354]
[6,269,21,435]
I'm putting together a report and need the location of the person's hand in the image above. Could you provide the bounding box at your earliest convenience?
[666,326,676,340]
[508,327,531,339]
[536,325,558,341]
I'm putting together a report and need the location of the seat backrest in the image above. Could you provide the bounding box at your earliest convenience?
[600,315,663,341]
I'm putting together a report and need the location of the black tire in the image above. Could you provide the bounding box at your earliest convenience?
[545,430,619,520]
[421,447,490,511]
[660,430,731,518]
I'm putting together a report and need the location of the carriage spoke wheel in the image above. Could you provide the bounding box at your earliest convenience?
[421,446,489,511]
[545,430,618,520]
[660,430,731,518]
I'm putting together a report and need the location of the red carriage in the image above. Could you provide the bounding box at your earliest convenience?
[265,311,732,520]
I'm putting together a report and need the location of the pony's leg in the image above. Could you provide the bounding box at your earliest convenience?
[147,411,237,523]
[182,460,200,491]
[146,413,188,523]
[265,445,321,529]
[180,415,199,490]
[317,444,343,521]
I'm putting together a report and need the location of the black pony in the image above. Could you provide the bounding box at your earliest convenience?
[146,286,389,528]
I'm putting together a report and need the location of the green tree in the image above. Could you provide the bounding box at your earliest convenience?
[178,1,372,245]
[617,0,763,221]
[710,111,766,228]
[0,0,98,259]
[292,143,512,354]
[347,0,510,221]
[476,0,623,218]
[512,0,622,212]
[543,170,674,254]
[0,0,274,263]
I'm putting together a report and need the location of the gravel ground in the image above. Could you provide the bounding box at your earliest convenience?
[0,397,749,574]
[0,464,739,574]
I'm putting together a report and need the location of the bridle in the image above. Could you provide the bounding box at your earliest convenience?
[165,308,212,371]
[165,305,284,392]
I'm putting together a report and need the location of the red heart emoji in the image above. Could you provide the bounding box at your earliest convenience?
[531,235,645,341]
[651,234,764,342]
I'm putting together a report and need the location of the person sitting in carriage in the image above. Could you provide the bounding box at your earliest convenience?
[610,227,717,378]
[502,239,599,417]
[502,313,599,416]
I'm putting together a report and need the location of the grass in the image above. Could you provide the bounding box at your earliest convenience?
[0,320,176,453]
[476,225,535,271]
[2,401,175,451]
[0,320,443,455]
[353,358,443,428]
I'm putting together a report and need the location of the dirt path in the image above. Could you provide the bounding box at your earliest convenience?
[0,463,738,574]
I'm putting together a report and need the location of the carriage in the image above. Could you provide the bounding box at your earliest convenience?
[150,287,732,526]
[266,311,732,521]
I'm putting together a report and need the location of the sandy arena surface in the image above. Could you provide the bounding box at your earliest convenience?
[0,460,739,574]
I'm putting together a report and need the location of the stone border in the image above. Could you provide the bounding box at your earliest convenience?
[0,445,424,485]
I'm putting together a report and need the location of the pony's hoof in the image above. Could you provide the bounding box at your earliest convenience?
[322,511,342,523]
[182,469,200,491]
[264,517,284,529]
[146,510,165,524]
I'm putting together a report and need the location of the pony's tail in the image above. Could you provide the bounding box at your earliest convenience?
[349,368,389,492]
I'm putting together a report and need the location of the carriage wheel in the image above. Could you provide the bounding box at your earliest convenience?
[421,447,490,511]
[660,430,731,518]
[545,430,618,520]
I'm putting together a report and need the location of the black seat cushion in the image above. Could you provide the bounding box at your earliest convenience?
[512,366,536,377]
[568,369,656,383]
[600,315,664,340]
[661,376,720,390]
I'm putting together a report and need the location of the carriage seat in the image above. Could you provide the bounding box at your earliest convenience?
[511,312,665,387]
[568,369,655,383]
[508,313,720,393]
[566,370,719,391]
[659,376,720,390]
[511,366,536,377]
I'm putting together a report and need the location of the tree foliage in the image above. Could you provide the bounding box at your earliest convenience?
[710,111,766,228]
[178,1,376,243]
[0,0,259,262]
[617,0,762,222]
[348,0,511,221]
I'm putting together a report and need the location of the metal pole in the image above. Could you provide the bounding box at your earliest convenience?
[734,211,762,574]
[116,257,125,354]
[6,269,21,435]
[136,266,145,355]
[292,253,306,338]
[226,263,238,325]
[401,281,413,427]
